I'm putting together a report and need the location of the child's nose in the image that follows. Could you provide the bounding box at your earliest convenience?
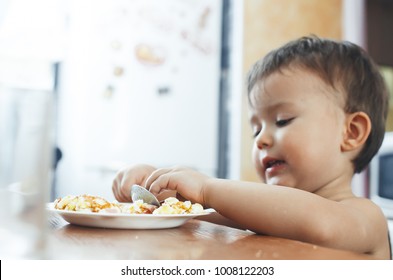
[255,128,273,149]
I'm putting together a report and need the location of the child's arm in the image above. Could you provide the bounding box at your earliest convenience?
[207,178,388,257]
[147,166,388,257]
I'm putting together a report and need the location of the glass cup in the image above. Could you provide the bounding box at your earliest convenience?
[0,59,55,259]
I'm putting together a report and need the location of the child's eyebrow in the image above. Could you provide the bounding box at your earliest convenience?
[251,101,297,115]
[269,101,297,111]
[249,101,297,125]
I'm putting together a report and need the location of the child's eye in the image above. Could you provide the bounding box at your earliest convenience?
[252,129,261,138]
[276,118,294,127]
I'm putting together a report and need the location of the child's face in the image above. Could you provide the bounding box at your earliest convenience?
[249,68,349,193]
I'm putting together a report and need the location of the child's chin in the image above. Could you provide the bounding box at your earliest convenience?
[266,177,291,187]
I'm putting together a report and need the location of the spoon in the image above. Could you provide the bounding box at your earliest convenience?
[131,184,160,207]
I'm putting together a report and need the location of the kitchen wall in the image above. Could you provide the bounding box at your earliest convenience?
[54,0,224,200]
[2,0,389,200]
[240,0,343,182]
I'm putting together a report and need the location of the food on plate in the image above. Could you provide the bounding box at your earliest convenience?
[120,199,158,214]
[153,197,204,214]
[53,195,205,215]
[54,194,120,213]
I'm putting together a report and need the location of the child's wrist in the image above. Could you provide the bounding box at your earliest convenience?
[203,177,221,208]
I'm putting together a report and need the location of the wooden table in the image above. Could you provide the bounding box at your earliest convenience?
[46,213,375,260]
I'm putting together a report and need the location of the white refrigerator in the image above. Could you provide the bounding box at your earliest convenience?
[55,0,223,200]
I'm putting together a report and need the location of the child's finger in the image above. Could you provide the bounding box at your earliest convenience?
[144,168,171,189]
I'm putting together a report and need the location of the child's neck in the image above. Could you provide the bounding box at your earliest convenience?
[313,175,355,201]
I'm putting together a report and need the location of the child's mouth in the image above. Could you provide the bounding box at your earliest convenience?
[266,160,285,169]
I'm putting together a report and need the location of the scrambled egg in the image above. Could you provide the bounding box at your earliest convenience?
[120,200,157,214]
[54,195,204,215]
[153,197,204,214]
[54,194,119,213]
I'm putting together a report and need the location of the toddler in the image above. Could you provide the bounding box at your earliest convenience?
[112,36,391,259]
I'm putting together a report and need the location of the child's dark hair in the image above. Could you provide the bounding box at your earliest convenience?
[247,35,389,173]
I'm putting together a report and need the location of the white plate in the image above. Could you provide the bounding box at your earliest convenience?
[46,203,214,229]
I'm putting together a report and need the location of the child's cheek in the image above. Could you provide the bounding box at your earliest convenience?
[252,146,266,182]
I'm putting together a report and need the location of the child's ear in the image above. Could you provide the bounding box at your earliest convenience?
[341,112,371,152]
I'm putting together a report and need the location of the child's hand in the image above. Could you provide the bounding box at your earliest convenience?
[145,166,210,205]
[112,164,156,202]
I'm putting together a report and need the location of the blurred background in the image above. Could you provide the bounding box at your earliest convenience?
[0,0,392,202]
